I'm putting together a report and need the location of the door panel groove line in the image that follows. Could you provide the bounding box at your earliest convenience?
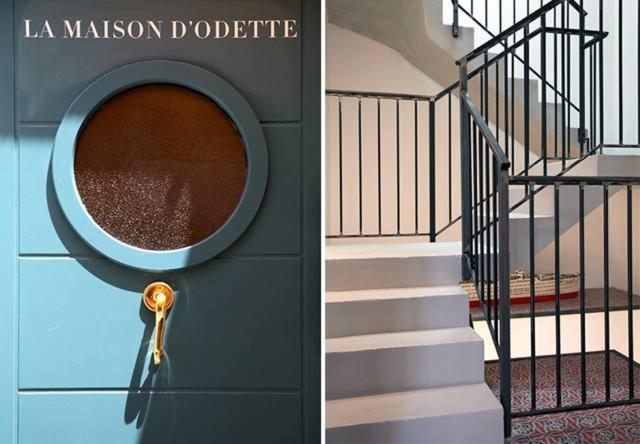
[19,388,301,394]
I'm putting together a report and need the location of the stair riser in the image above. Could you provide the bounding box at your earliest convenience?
[326,408,503,444]
[326,341,484,399]
[326,255,461,291]
[326,294,469,338]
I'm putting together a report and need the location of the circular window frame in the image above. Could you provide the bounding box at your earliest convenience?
[51,60,268,272]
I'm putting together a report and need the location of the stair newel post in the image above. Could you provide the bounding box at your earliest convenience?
[497,163,512,438]
[459,60,472,280]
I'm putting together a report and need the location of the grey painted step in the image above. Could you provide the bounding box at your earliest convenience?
[326,327,484,399]
[326,242,462,291]
[326,286,469,338]
[326,383,503,444]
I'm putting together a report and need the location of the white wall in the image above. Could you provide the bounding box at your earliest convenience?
[476,310,640,361]
[531,181,640,293]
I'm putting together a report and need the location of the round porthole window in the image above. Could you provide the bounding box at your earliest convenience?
[74,84,248,251]
[52,61,268,271]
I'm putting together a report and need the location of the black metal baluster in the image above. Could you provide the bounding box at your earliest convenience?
[358,98,363,235]
[604,184,611,402]
[561,4,566,168]
[460,61,472,281]
[512,5,515,173]
[486,136,492,322]
[484,53,489,124]
[449,93,453,223]
[479,124,485,306]
[396,99,401,234]
[591,48,595,153]
[452,0,460,37]
[524,25,530,174]
[554,8,559,158]
[511,48,516,174]
[485,0,488,28]
[566,3,571,159]
[579,0,585,156]
[530,182,537,411]
[628,185,635,400]
[496,59,500,147]
[599,0,604,149]
[377,98,382,235]
[338,97,344,235]
[492,157,498,334]
[619,0,623,144]
[473,122,479,285]
[541,16,548,174]
[430,100,437,242]
[579,183,587,405]
[554,184,561,408]
[498,164,512,439]
[505,44,510,167]
[414,100,418,235]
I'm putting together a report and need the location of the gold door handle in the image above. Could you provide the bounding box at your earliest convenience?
[143,282,174,365]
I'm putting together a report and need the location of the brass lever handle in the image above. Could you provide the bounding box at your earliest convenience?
[143,282,174,365]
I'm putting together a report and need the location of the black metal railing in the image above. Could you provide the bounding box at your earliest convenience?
[325,88,461,240]
[458,0,639,437]
[454,0,640,150]
[507,176,640,418]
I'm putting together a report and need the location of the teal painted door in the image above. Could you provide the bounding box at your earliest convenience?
[0,1,320,443]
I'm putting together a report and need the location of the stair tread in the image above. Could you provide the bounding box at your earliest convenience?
[326,327,481,354]
[326,383,501,429]
[326,241,461,261]
[326,285,466,304]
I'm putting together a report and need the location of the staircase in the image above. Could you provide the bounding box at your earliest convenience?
[326,0,639,441]
[325,243,503,443]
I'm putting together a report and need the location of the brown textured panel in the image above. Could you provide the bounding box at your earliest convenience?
[74,84,247,251]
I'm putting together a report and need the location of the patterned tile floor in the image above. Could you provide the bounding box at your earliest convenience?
[486,351,640,443]
[510,405,640,443]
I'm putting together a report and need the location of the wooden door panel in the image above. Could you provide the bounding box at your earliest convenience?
[19,258,301,389]
[19,392,301,443]
[19,126,91,255]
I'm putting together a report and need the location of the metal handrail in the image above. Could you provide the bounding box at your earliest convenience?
[461,93,510,168]
[325,90,435,101]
